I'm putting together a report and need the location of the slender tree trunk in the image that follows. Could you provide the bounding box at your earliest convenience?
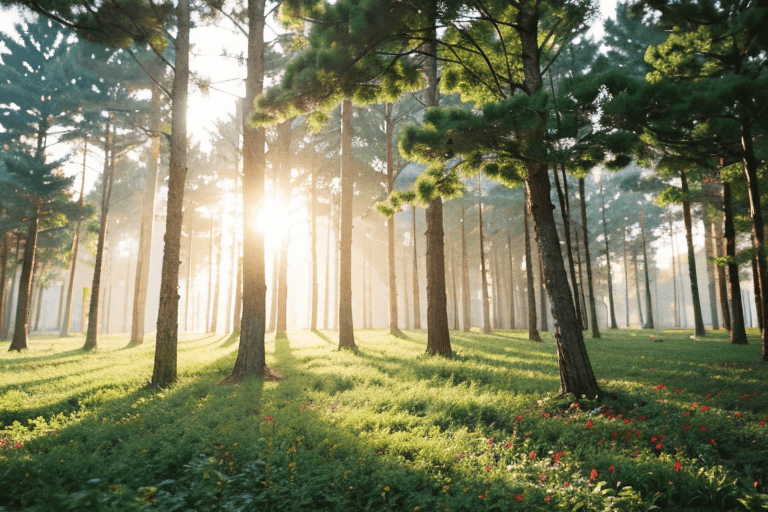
[493,245,502,329]
[402,244,410,329]
[84,119,116,351]
[740,122,768,358]
[623,223,630,327]
[411,206,421,329]
[599,184,618,329]
[31,261,42,332]
[640,211,655,329]
[338,98,356,350]
[130,85,161,345]
[680,170,706,336]
[268,246,278,332]
[184,225,193,332]
[232,243,242,333]
[224,0,268,382]
[752,254,763,332]
[713,209,731,330]
[723,181,748,344]
[524,201,540,341]
[103,250,113,334]
[362,242,368,329]
[310,165,319,331]
[0,235,8,340]
[552,163,583,330]
[450,245,459,330]
[631,248,644,327]
[61,145,88,337]
[507,233,516,329]
[461,207,471,332]
[574,226,588,330]
[210,219,221,333]
[669,215,680,327]
[10,207,40,351]
[276,231,289,335]
[703,215,720,329]
[384,105,400,335]
[539,250,548,332]
[478,176,492,334]
[579,178,600,338]
[324,204,331,329]
[206,216,214,333]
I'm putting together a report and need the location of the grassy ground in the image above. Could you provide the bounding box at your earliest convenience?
[0,328,766,511]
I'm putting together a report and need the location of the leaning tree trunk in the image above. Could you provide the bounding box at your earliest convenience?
[461,207,471,332]
[9,208,40,352]
[337,98,356,350]
[723,181,748,344]
[478,176,492,334]
[411,206,421,329]
[680,169,706,336]
[740,121,768,359]
[579,178,600,338]
[130,83,161,346]
[523,201,540,341]
[713,210,731,330]
[599,184,618,329]
[223,0,268,383]
[640,211,655,329]
[84,119,116,351]
[703,214,720,330]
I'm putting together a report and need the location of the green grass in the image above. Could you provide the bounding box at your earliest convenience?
[1,328,766,511]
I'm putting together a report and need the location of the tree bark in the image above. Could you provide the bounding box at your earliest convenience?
[0,235,8,340]
[713,209,731,331]
[206,216,214,333]
[579,178,600,338]
[492,244,502,329]
[337,98,356,350]
[152,0,189,386]
[210,217,221,333]
[402,243,410,329]
[184,222,193,332]
[668,215,680,327]
[599,184,618,329]
[703,215,720,329]
[461,207,471,332]
[623,223,630,327]
[640,211,655,329]
[130,83,161,346]
[722,181,747,344]
[680,169,706,336]
[631,247,644,327]
[84,118,116,351]
[223,0,268,382]
[310,165,319,331]
[478,176,492,334]
[523,201,540,341]
[539,250,548,332]
[553,164,582,330]
[60,144,88,337]
[411,205,421,329]
[324,201,332,329]
[450,245,459,330]
[276,230,289,335]
[507,232,516,329]
[9,207,40,352]
[425,196,451,356]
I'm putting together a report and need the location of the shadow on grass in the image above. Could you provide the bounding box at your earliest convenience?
[311,329,335,345]
[218,331,240,349]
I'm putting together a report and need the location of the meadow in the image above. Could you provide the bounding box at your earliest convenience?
[1,328,766,511]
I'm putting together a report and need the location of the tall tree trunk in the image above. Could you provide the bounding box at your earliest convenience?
[752,254,763,332]
[599,184,618,329]
[450,245,459,330]
[323,204,332,329]
[402,243,410,329]
[232,243,242,334]
[268,246,278,332]
[338,98,356,350]
[130,84,161,345]
[507,233,516,329]
[640,211,655,329]
[539,250,548,332]
[184,225,193,332]
[668,215,680,327]
[84,118,116,351]
[574,226,588,330]
[31,261,42,332]
[210,219,221,333]
[680,170,706,336]
[10,207,41,351]
[524,201,540,341]
[206,216,214,333]
[723,181,748,344]
[0,235,8,340]
[224,0,268,382]
[276,230,289,335]
[385,104,400,335]
[552,163,583,330]
[740,122,768,358]
[411,206,421,329]
[579,178,600,338]
[61,144,88,337]
[310,165,319,331]
[362,243,368,329]
[461,207,471,332]
[713,209,731,330]
[623,223,630,327]
[631,247,644,327]
[478,176,492,334]
[492,245,502,329]
[703,215,720,329]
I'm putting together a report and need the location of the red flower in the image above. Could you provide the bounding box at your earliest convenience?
[586,420,594,429]
[650,437,658,443]
[653,384,665,390]
[479,493,486,500]
[710,438,716,445]
[640,415,647,422]
[515,494,523,502]
[674,461,682,472]
[544,495,552,502]
[528,451,536,460]
[735,412,742,419]
[12,441,23,449]
[683,424,690,430]
[573,403,581,408]
[553,451,563,465]
[609,465,615,474]
[634,448,640,457]
[506,442,513,448]
[675,388,683,393]
[612,431,618,438]
[700,406,710,411]
[0,438,7,447]
[516,415,523,422]
[656,443,663,450]
[635,429,641,436]
[589,469,598,482]
[543,413,551,418]
[624,418,631,424]
[701,426,707,432]
[705,393,711,399]
[564,481,570,488]
[485,464,492,472]
[683,412,690,417]
[759,419,766,426]
[488,438,494,445]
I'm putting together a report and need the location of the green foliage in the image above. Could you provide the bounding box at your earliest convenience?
[1,329,767,511]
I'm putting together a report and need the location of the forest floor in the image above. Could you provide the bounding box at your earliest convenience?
[1,327,766,511]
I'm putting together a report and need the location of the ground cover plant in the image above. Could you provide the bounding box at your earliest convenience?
[1,328,766,511]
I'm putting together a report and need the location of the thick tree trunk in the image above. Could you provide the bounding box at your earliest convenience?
[703,215,720,330]
[130,84,161,345]
[640,212,655,329]
[680,170,706,336]
[579,178,600,338]
[507,233,516,329]
[478,176,492,334]
[425,197,451,356]
[713,210,731,330]
[599,184,618,329]
[461,207,471,332]
[223,0,268,382]
[411,206,421,329]
[740,122,768,358]
[10,207,40,352]
[84,119,116,351]
[523,202,540,341]
[338,98,356,350]
[723,182,748,344]
[152,0,190,386]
